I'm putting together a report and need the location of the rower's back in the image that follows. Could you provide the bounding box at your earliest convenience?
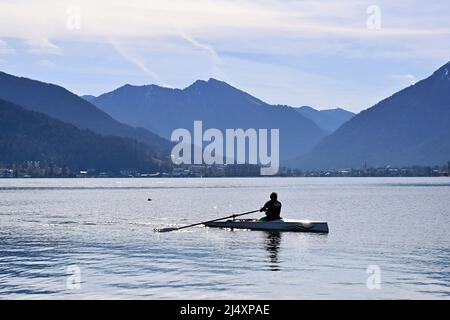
[262,192,282,221]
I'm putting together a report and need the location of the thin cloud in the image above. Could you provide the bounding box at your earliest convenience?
[179,33,225,79]
[26,38,62,55]
[109,37,171,87]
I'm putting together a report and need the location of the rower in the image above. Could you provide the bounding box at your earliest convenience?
[259,192,282,221]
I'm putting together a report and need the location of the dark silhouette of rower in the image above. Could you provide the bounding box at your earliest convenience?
[259,192,282,221]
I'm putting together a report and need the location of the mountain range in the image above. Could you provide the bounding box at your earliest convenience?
[297,62,450,169]
[1,61,449,172]
[88,79,326,161]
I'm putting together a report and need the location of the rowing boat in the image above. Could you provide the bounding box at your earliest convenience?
[204,219,329,233]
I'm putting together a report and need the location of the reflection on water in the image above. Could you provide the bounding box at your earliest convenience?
[264,232,282,271]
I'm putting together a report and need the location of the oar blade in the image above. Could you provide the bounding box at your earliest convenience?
[155,227,178,233]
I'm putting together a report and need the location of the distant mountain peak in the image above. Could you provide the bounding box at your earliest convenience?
[119,83,152,89]
[296,106,354,133]
[80,94,97,102]
[187,79,207,88]
[90,76,327,161]
[113,83,134,92]
[186,78,231,90]
[207,77,226,84]
[111,83,175,95]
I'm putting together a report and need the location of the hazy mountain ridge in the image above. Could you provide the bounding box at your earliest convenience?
[296,106,354,133]
[81,95,97,102]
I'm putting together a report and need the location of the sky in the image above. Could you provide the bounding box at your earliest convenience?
[0,0,449,112]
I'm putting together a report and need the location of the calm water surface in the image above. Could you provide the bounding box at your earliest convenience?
[0,177,449,299]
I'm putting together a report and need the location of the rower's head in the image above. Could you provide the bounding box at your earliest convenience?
[270,192,278,200]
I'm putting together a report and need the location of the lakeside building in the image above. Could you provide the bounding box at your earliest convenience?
[0,162,449,178]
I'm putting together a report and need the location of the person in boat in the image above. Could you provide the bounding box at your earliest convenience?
[259,192,282,221]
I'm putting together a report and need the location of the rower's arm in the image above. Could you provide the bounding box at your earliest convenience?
[260,201,270,212]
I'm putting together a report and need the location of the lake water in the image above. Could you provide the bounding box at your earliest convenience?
[0,177,449,299]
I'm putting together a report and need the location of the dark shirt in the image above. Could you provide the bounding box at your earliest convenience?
[260,200,282,221]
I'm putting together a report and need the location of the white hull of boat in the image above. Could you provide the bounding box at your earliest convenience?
[204,219,329,233]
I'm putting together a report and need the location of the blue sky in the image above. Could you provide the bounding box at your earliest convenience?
[0,0,449,112]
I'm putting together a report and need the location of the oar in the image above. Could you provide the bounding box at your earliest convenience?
[156,209,260,233]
